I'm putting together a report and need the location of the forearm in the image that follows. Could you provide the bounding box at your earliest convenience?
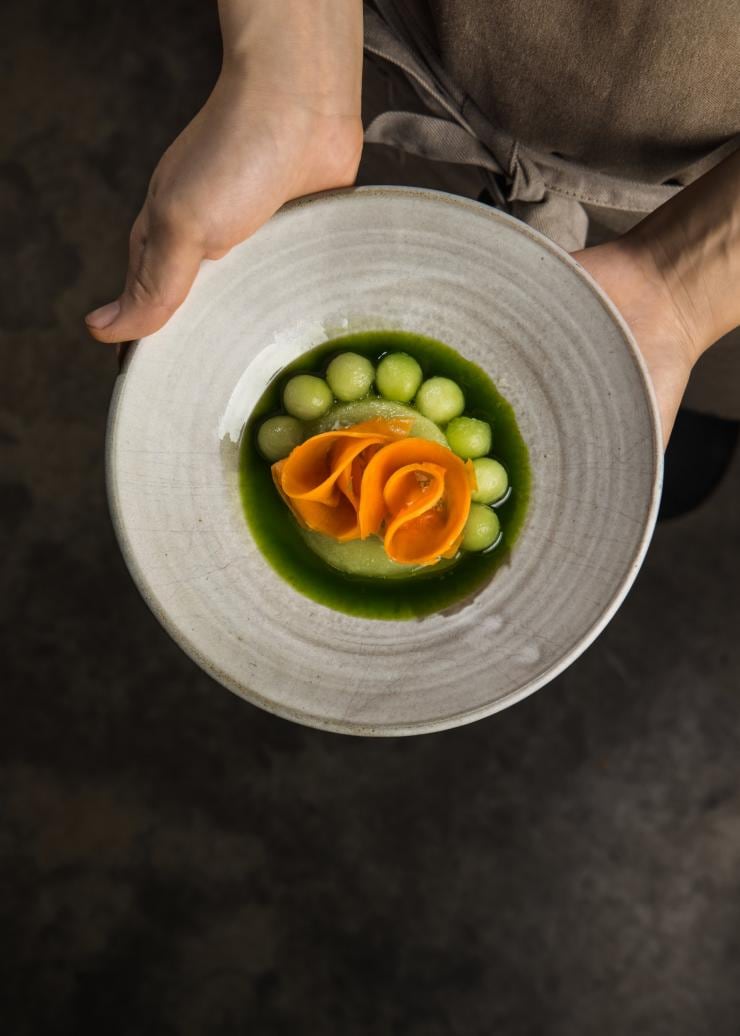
[218,0,364,117]
[627,148,740,360]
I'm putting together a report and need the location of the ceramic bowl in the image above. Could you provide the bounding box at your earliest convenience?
[106,187,662,735]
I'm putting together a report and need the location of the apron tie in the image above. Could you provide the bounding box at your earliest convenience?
[364,7,548,208]
[363,2,739,251]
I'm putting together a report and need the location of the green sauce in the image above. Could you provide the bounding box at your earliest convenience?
[239,331,531,620]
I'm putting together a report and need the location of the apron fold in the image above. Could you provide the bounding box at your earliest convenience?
[364,3,738,249]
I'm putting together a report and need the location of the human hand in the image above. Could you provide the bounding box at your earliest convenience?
[572,238,699,445]
[86,0,363,343]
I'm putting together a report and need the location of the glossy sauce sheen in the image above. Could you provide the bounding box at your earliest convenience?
[239,331,531,620]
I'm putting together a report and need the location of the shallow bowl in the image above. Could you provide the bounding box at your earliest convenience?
[107,187,662,735]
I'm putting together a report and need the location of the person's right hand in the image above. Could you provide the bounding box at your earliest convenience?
[86,1,363,343]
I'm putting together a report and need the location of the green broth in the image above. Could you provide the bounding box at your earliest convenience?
[239,331,531,620]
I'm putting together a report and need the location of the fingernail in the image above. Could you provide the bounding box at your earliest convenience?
[85,300,121,329]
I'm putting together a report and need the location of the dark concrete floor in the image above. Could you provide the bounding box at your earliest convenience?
[2,2,740,1033]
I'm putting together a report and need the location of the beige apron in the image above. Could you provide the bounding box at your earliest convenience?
[362,0,740,418]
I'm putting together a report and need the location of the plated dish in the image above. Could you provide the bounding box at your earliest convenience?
[106,187,661,735]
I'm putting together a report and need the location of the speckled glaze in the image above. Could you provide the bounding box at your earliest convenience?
[106,187,662,736]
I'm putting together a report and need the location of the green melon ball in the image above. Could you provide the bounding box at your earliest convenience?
[461,503,501,552]
[257,415,304,462]
[471,458,509,504]
[414,377,465,424]
[283,374,333,420]
[376,352,423,403]
[446,416,492,459]
[326,352,375,402]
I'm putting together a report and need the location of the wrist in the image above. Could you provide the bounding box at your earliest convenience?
[619,228,707,366]
[220,0,363,119]
[213,62,363,198]
[573,236,696,443]
[624,149,740,361]
[625,224,712,365]
[218,0,363,191]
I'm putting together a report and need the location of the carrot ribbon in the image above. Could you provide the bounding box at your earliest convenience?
[272,418,476,565]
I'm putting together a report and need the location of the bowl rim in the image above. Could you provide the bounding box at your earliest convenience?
[106,185,663,737]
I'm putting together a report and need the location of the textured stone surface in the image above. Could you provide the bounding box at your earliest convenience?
[2,1,740,1033]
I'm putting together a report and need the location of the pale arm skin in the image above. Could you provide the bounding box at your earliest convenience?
[574,148,740,442]
[86,1,740,447]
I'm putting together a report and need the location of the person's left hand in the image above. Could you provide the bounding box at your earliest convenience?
[572,238,699,445]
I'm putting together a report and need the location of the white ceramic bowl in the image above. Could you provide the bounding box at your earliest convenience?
[107,187,662,735]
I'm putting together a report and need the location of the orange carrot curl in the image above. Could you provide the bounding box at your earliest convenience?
[272,418,476,566]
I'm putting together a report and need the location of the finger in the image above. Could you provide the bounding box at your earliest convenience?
[85,211,146,342]
[86,212,203,343]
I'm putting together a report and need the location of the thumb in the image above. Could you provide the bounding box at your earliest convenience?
[86,213,203,343]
